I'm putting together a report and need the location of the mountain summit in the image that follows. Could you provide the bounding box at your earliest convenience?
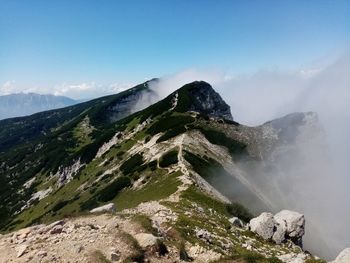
[173,81,233,121]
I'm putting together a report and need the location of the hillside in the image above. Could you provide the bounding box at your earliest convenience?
[0,80,326,262]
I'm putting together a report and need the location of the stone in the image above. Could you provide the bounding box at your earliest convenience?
[134,233,158,248]
[278,253,306,263]
[274,210,305,246]
[16,244,28,258]
[274,210,305,238]
[110,248,120,262]
[50,225,63,235]
[249,212,275,240]
[331,247,350,263]
[37,250,47,257]
[272,219,287,244]
[229,217,244,228]
[195,229,212,243]
[90,203,116,214]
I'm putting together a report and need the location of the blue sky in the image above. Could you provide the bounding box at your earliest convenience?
[1,0,349,97]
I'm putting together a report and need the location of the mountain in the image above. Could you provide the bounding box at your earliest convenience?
[0,93,80,120]
[0,80,325,262]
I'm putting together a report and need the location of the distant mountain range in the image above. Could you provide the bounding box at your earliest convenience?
[0,93,78,120]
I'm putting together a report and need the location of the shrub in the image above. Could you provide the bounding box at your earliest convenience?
[52,200,70,212]
[156,125,187,143]
[225,202,253,223]
[147,114,194,136]
[159,149,178,167]
[96,176,131,202]
[120,153,144,175]
[197,127,247,156]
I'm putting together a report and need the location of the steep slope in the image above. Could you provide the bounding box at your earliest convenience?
[0,93,78,120]
[0,80,324,262]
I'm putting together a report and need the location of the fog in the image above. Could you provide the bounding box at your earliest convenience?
[149,53,350,260]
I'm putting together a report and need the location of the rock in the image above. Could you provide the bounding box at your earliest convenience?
[50,225,63,234]
[229,217,244,228]
[37,250,47,257]
[331,247,350,263]
[272,219,287,244]
[90,203,116,214]
[134,233,158,248]
[278,253,306,263]
[249,210,305,247]
[16,244,28,258]
[48,220,65,228]
[195,228,212,243]
[274,210,305,246]
[249,212,275,240]
[110,248,120,262]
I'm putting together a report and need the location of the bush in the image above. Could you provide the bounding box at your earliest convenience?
[96,176,131,202]
[159,149,178,167]
[197,127,246,156]
[225,202,253,223]
[147,114,194,136]
[52,200,70,212]
[120,153,144,175]
[156,125,187,143]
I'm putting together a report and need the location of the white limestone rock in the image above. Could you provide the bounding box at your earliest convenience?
[249,212,275,240]
[274,210,305,239]
[229,217,244,228]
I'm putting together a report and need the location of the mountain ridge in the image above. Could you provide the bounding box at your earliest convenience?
[0,80,326,262]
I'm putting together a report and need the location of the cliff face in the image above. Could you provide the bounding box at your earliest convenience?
[176,81,234,120]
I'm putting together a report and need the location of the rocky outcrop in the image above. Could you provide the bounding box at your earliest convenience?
[180,81,234,121]
[90,203,116,214]
[274,210,305,247]
[249,210,305,247]
[249,212,275,240]
[330,248,350,263]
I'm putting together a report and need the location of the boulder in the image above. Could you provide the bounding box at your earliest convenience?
[249,212,275,240]
[229,217,244,228]
[249,210,305,247]
[274,210,305,246]
[90,203,116,214]
[134,233,158,248]
[331,248,350,263]
[195,228,212,243]
[272,219,287,244]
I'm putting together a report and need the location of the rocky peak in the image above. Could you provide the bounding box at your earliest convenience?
[176,81,233,121]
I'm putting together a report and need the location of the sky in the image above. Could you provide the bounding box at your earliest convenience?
[1,0,349,99]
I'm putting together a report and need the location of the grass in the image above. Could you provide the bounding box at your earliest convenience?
[132,214,158,235]
[91,250,112,263]
[114,170,182,210]
[120,232,145,263]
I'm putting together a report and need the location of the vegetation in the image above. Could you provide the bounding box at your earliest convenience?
[196,127,247,156]
[114,170,181,210]
[119,153,144,175]
[226,202,253,223]
[91,250,112,263]
[159,148,179,167]
[96,176,132,202]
